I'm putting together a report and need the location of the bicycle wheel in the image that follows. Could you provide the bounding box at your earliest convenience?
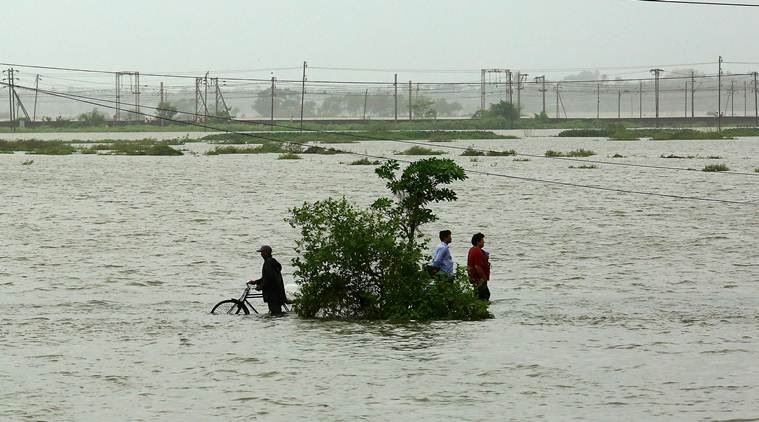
[210,299,249,315]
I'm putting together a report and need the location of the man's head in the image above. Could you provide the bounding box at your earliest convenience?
[471,232,485,248]
[256,245,273,258]
[439,230,452,244]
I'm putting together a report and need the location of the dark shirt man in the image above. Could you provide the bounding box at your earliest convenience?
[248,245,288,315]
[467,233,491,301]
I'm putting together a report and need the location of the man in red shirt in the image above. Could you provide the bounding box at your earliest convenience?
[467,232,491,301]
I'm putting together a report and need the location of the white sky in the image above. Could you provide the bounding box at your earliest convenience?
[3,0,759,82]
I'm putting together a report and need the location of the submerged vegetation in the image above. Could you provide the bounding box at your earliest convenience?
[348,158,382,165]
[569,164,598,169]
[557,126,731,140]
[288,158,491,321]
[395,146,445,155]
[545,149,596,157]
[278,152,302,160]
[0,138,184,156]
[702,164,729,172]
[202,130,514,145]
[460,147,518,157]
[0,140,76,155]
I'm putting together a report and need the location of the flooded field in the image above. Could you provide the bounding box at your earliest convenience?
[2,134,758,420]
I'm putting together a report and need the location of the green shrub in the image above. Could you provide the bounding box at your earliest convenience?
[545,149,595,157]
[395,146,445,155]
[288,159,490,321]
[487,149,517,156]
[348,158,382,165]
[460,147,485,156]
[703,164,729,172]
[0,139,76,155]
[278,152,301,160]
[557,129,607,137]
[569,164,598,169]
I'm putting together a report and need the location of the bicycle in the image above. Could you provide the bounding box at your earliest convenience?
[210,282,290,315]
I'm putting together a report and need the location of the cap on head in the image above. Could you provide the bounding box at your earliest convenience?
[256,245,272,253]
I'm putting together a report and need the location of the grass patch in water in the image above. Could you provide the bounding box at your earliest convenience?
[395,146,445,155]
[486,149,517,156]
[78,139,183,155]
[278,152,301,160]
[569,164,598,169]
[703,164,729,172]
[0,139,76,155]
[348,158,381,165]
[206,142,299,155]
[545,148,595,157]
[202,130,514,144]
[21,159,34,165]
[302,145,343,155]
[460,147,485,156]
[611,153,625,158]
[557,129,607,137]
[661,154,723,159]
[513,157,530,162]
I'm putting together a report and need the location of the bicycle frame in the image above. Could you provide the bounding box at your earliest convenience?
[235,284,290,314]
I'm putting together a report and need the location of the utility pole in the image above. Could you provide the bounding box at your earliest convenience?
[534,75,546,115]
[686,81,691,117]
[115,73,122,122]
[204,72,209,121]
[507,71,513,104]
[159,81,165,127]
[555,83,560,118]
[639,80,643,119]
[596,84,601,119]
[691,71,695,118]
[194,77,201,122]
[4,68,16,130]
[213,78,219,116]
[744,80,747,116]
[718,56,723,132]
[33,74,40,122]
[134,72,141,119]
[480,69,486,113]
[270,76,275,126]
[300,61,307,131]
[363,89,368,120]
[730,80,735,116]
[650,68,663,127]
[394,73,398,121]
[516,72,527,118]
[613,90,624,119]
[408,80,412,120]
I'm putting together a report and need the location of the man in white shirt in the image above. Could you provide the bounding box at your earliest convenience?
[430,230,454,275]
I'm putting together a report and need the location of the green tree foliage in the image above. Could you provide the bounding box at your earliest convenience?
[375,159,467,243]
[287,158,489,321]
[78,109,107,126]
[474,100,521,120]
[410,96,437,119]
[252,88,316,118]
[155,101,178,122]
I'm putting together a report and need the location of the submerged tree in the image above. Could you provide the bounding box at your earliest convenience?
[288,158,490,321]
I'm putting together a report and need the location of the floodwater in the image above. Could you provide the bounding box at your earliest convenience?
[2,133,759,421]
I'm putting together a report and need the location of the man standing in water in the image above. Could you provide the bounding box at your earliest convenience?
[467,233,491,301]
[248,245,288,315]
[430,230,454,275]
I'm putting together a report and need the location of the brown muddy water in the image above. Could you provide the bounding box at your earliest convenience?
[1,134,758,420]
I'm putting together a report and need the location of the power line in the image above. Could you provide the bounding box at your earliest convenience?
[637,0,759,6]
[4,80,757,207]
[10,81,759,178]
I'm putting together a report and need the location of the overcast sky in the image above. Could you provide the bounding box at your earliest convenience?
[3,0,759,82]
